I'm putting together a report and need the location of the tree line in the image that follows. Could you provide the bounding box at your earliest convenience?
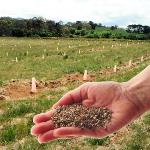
[0,17,150,40]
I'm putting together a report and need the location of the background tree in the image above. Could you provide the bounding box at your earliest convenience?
[0,17,150,40]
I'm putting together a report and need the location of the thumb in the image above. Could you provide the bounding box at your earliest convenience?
[52,87,82,109]
[82,99,95,107]
[52,83,90,109]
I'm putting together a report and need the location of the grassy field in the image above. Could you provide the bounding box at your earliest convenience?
[0,37,150,150]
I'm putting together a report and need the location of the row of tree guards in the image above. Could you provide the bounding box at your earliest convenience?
[5,41,143,62]
[30,72,88,94]
[30,55,145,94]
[113,56,144,73]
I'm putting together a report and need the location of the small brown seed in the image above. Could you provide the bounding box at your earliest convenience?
[51,104,112,129]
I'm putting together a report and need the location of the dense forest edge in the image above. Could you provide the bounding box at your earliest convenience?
[1,17,150,40]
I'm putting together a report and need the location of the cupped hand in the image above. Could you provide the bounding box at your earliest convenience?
[31,81,143,143]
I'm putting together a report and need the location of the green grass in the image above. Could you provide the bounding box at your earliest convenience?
[0,99,57,122]
[143,113,150,125]
[0,37,150,149]
[84,137,110,146]
[0,37,150,80]
[123,122,150,150]
[0,115,33,145]
[0,80,3,86]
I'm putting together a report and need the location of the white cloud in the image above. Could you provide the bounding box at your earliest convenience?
[0,0,150,26]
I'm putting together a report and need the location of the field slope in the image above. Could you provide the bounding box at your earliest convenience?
[0,37,150,150]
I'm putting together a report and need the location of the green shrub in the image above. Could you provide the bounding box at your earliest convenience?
[100,31,112,38]
[93,33,100,38]
[39,31,52,37]
[127,33,137,40]
[80,29,87,36]
[86,33,94,38]
[11,29,25,37]
[75,30,81,36]
[135,34,145,40]
[70,28,76,34]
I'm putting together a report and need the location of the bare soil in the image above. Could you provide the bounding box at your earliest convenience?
[0,54,149,101]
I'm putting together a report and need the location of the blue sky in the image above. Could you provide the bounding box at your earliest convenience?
[0,0,150,27]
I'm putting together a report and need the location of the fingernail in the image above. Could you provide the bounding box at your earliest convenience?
[30,126,37,136]
[50,109,57,113]
[31,131,36,136]
[38,139,47,144]
[38,140,43,144]
[46,109,56,116]
[52,103,59,109]
[51,106,56,109]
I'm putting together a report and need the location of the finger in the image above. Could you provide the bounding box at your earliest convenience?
[33,110,56,124]
[52,83,90,109]
[37,130,79,143]
[53,127,97,137]
[53,127,109,138]
[31,120,54,136]
[38,130,57,143]
[52,88,82,109]
[94,128,109,137]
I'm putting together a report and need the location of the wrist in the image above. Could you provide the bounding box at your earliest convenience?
[122,81,150,113]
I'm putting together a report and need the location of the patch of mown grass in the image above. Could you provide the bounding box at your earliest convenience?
[7,136,76,150]
[0,125,17,144]
[0,80,3,86]
[97,61,150,82]
[84,137,110,146]
[37,88,67,103]
[0,98,57,122]
[143,113,150,125]
[0,123,29,145]
[8,136,97,150]
[0,114,36,146]
[0,101,34,123]
[0,37,150,81]
[123,143,144,150]
[8,137,54,150]
[1,38,150,149]
[122,121,150,150]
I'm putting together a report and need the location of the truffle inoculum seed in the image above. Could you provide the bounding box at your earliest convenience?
[51,104,112,129]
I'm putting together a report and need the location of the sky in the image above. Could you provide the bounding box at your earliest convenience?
[0,0,150,27]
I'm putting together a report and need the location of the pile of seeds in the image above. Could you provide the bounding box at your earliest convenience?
[51,104,112,129]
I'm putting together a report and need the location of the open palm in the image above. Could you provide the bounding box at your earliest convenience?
[31,81,142,143]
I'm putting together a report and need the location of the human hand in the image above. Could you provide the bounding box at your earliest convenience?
[31,81,145,143]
